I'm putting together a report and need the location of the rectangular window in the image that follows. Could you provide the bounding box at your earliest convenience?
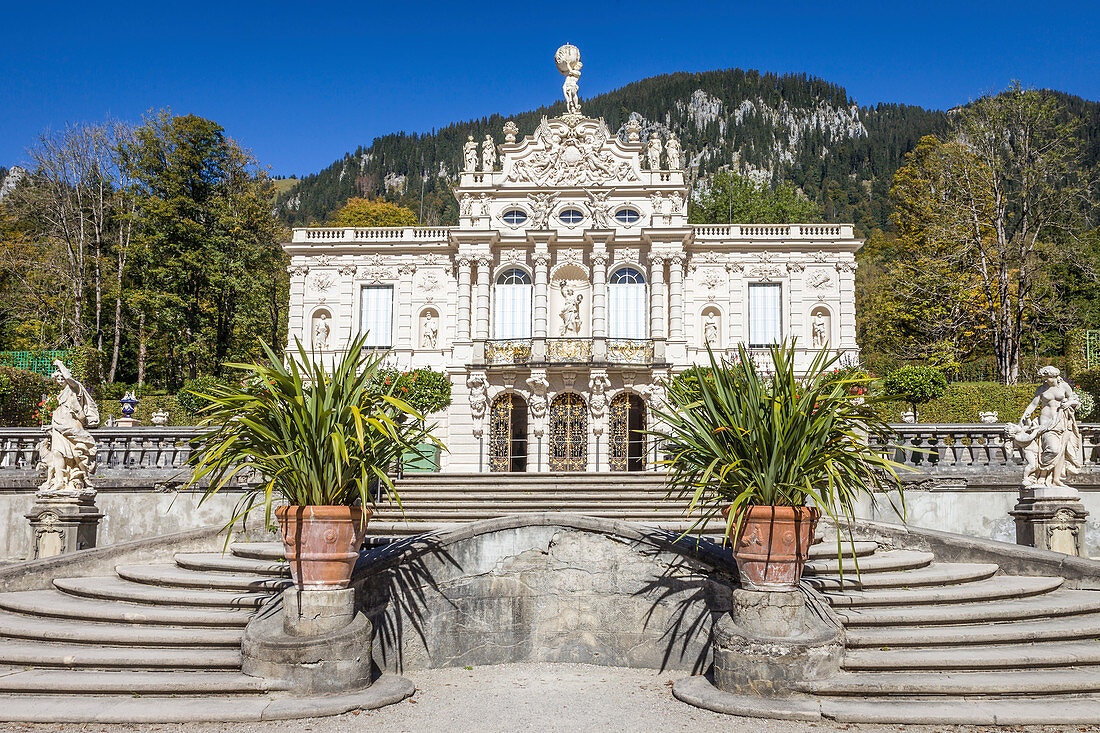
[493,284,532,339]
[748,283,782,347]
[608,282,647,339]
[359,285,393,347]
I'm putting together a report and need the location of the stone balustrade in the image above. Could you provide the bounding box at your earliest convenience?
[480,338,658,367]
[0,427,208,476]
[292,227,450,243]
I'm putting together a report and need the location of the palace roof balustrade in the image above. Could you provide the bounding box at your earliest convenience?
[480,338,661,368]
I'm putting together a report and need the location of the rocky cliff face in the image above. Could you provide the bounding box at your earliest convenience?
[0,166,26,202]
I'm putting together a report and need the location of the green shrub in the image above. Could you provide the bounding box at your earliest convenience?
[883,366,948,416]
[177,376,226,415]
[1074,369,1100,397]
[98,394,191,426]
[870,382,1039,423]
[0,365,51,427]
[1065,328,1088,380]
[367,368,452,415]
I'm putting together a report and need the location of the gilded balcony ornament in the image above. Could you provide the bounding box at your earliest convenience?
[607,339,653,365]
[547,339,592,363]
[485,340,533,365]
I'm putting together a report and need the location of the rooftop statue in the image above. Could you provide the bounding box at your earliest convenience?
[556,44,582,115]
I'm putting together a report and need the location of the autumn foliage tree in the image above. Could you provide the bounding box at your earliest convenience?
[330,198,417,227]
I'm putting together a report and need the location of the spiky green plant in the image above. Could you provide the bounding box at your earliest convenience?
[185,333,442,535]
[655,340,906,552]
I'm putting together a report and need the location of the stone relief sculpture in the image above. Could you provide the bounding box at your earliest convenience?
[463,135,478,172]
[467,373,489,436]
[646,133,662,170]
[481,135,497,172]
[312,312,331,350]
[528,192,557,229]
[558,280,584,336]
[477,194,491,217]
[665,134,682,169]
[589,372,612,431]
[555,44,583,115]
[421,311,438,349]
[669,193,683,215]
[37,360,100,500]
[1007,366,1083,491]
[650,192,665,219]
[508,116,637,187]
[584,189,614,229]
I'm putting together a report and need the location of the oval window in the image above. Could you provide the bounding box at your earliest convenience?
[559,208,584,225]
[502,209,528,226]
[615,208,641,224]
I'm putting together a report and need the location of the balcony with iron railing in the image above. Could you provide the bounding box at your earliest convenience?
[481,338,660,367]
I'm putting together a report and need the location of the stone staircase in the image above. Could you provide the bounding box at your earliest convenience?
[0,542,301,722]
[376,472,718,536]
[799,538,1100,725]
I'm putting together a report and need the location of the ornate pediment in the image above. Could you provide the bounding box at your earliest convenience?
[504,116,640,187]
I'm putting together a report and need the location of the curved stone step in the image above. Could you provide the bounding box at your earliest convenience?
[0,590,253,626]
[0,669,281,694]
[820,575,1063,608]
[844,640,1100,671]
[806,562,998,591]
[116,564,290,592]
[174,553,289,576]
[54,577,271,609]
[0,641,240,669]
[229,542,285,561]
[817,696,1100,725]
[0,674,414,723]
[807,540,879,560]
[834,587,1091,626]
[802,668,1100,696]
[846,612,1100,647]
[804,549,933,575]
[0,611,242,647]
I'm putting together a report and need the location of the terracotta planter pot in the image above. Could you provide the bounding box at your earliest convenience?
[275,505,372,590]
[723,504,820,591]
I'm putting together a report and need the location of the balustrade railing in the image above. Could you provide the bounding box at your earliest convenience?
[546,338,592,364]
[606,339,654,365]
[0,427,208,473]
[485,339,532,365]
[881,423,1100,474]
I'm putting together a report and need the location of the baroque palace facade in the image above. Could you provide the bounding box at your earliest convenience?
[282,47,860,474]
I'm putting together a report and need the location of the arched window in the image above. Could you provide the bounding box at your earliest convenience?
[493,268,533,339]
[608,267,647,339]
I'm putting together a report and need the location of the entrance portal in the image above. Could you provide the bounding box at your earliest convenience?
[489,393,528,472]
[548,393,587,471]
[609,392,647,471]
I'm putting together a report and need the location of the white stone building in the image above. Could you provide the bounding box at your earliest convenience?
[283,51,860,474]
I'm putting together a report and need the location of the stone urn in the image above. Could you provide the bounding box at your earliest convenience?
[275,505,372,590]
[900,410,918,423]
[979,411,999,424]
[150,410,170,426]
[723,504,820,591]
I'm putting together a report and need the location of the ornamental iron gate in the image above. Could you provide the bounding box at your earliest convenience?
[609,392,647,472]
[548,393,587,471]
[489,393,528,472]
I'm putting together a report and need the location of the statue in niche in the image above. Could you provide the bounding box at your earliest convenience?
[463,135,478,172]
[1007,366,1083,490]
[558,280,584,336]
[665,133,682,169]
[460,193,472,217]
[481,135,497,172]
[703,313,719,347]
[37,360,99,500]
[421,312,438,349]
[646,133,662,170]
[477,193,491,217]
[555,44,583,115]
[313,312,330,350]
[584,189,614,229]
[811,312,827,349]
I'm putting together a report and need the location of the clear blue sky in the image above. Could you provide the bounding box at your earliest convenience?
[2,1,1097,176]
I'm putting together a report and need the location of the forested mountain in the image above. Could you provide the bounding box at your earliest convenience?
[274,68,1100,234]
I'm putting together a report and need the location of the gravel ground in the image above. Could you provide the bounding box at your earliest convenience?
[0,663,1096,733]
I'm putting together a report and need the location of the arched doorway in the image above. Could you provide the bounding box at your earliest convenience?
[489,393,528,472]
[609,392,647,471]
[548,393,587,471]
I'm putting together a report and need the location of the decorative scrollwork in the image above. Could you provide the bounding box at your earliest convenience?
[484,340,533,365]
[606,339,653,365]
[546,339,592,363]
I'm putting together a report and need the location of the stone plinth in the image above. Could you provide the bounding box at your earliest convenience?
[1011,490,1089,557]
[25,496,102,559]
[711,589,843,698]
[242,587,374,695]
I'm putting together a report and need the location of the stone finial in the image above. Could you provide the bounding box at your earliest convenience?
[503,121,518,143]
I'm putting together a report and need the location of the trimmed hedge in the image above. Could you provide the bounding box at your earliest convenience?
[0,365,52,427]
[98,393,195,426]
[870,382,1039,424]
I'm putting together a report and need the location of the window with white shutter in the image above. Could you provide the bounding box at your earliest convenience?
[608,267,647,339]
[359,285,393,347]
[492,269,533,339]
[748,283,782,347]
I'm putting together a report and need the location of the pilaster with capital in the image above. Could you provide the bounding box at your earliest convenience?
[591,251,609,338]
[668,254,685,339]
[836,260,858,349]
[456,257,473,340]
[725,262,745,346]
[475,256,491,340]
[396,263,416,347]
[649,255,667,340]
[533,252,550,338]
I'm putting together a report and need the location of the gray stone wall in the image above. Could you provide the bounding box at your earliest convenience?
[355,514,738,674]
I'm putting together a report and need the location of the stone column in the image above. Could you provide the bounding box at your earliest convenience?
[457,257,473,340]
[397,264,416,347]
[533,253,550,338]
[649,255,666,340]
[668,254,685,339]
[475,256,492,340]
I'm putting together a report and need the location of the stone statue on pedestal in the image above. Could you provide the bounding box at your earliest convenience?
[481,135,497,173]
[555,44,583,115]
[1009,366,1083,492]
[558,281,584,336]
[463,135,478,172]
[646,133,662,170]
[37,361,99,501]
[421,312,438,349]
[665,134,682,170]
